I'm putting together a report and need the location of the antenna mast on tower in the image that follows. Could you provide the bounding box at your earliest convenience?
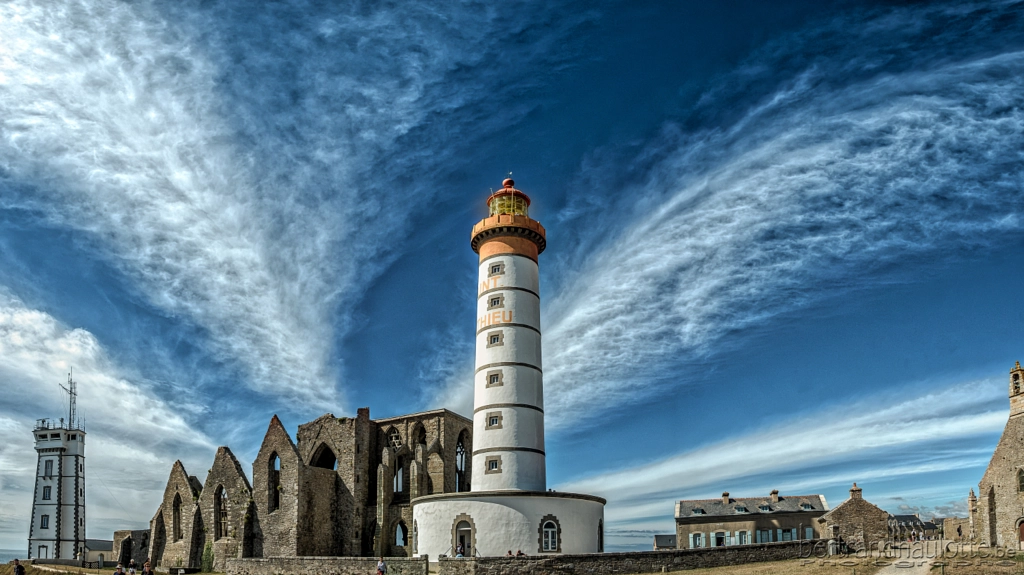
[60,368,79,430]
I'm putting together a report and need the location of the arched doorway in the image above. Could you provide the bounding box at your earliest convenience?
[118,536,133,565]
[1017,518,1024,550]
[451,514,475,557]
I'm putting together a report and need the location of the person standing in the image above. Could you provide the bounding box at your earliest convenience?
[376,556,386,575]
[13,559,25,575]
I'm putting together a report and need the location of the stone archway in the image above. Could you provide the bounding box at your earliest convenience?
[1016,518,1024,550]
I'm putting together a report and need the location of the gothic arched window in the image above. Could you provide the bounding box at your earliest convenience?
[172,493,182,541]
[268,453,281,512]
[394,457,404,493]
[395,521,408,547]
[455,435,468,492]
[1018,469,1024,493]
[311,443,337,470]
[1014,373,1021,395]
[388,427,402,450]
[214,486,228,539]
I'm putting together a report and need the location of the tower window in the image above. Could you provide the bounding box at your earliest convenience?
[42,486,51,500]
[44,460,53,477]
[486,370,503,387]
[485,455,502,474]
[70,434,77,440]
[1015,373,1021,395]
[485,412,503,430]
[1018,469,1024,493]
[488,262,505,277]
[486,331,504,347]
[40,515,49,529]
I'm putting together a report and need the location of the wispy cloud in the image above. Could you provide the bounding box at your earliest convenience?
[0,0,591,410]
[0,289,216,547]
[538,4,1024,428]
[559,379,1004,544]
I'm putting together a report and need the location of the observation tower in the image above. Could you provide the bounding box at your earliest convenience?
[412,178,605,558]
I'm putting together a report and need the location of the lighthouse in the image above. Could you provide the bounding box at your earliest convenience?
[471,178,547,492]
[412,178,604,558]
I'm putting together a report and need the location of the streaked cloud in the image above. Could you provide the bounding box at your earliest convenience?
[0,0,588,410]
[0,289,216,540]
[540,5,1024,428]
[560,378,1004,544]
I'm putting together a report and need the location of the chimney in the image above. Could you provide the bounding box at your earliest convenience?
[850,482,863,499]
[770,489,779,503]
[722,492,730,505]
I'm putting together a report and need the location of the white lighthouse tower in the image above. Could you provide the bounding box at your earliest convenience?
[28,372,87,560]
[413,178,605,557]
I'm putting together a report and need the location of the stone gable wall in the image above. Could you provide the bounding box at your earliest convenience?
[148,409,472,562]
[978,414,1024,547]
[252,417,302,558]
[226,556,428,575]
[816,498,889,552]
[199,447,255,571]
[437,540,817,575]
[153,462,201,568]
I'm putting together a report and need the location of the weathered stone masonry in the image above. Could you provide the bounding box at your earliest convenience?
[147,408,471,568]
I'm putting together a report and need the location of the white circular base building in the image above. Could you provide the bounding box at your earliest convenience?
[413,491,605,557]
[412,179,605,558]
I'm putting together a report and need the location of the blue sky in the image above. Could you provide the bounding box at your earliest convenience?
[1,0,1023,553]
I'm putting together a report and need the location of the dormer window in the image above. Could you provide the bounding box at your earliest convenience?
[692,508,705,515]
[735,506,747,513]
[801,503,813,511]
[759,505,770,512]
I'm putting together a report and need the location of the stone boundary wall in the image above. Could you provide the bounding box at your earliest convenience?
[438,540,821,575]
[33,559,88,567]
[226,556,429,575]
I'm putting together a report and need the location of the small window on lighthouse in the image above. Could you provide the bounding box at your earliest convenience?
[42,486,51,500]
[489,460,498,470]
[489,417,499,426]
[487,331,504,347]
[489,262,505,276]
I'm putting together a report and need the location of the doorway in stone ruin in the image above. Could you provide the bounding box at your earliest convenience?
[1017,519,1024,549]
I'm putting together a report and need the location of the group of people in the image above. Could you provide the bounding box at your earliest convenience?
[505,550,527,557]
[110,557,152,575]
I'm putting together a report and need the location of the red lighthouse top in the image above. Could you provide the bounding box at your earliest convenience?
[487,178,531,216]
[471,178,546,257]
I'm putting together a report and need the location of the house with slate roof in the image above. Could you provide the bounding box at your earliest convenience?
[674,490,828,549]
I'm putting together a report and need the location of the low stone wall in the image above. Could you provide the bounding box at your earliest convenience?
[33,560,86,567]
[226,556,429,575]
[438,540,820,575]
